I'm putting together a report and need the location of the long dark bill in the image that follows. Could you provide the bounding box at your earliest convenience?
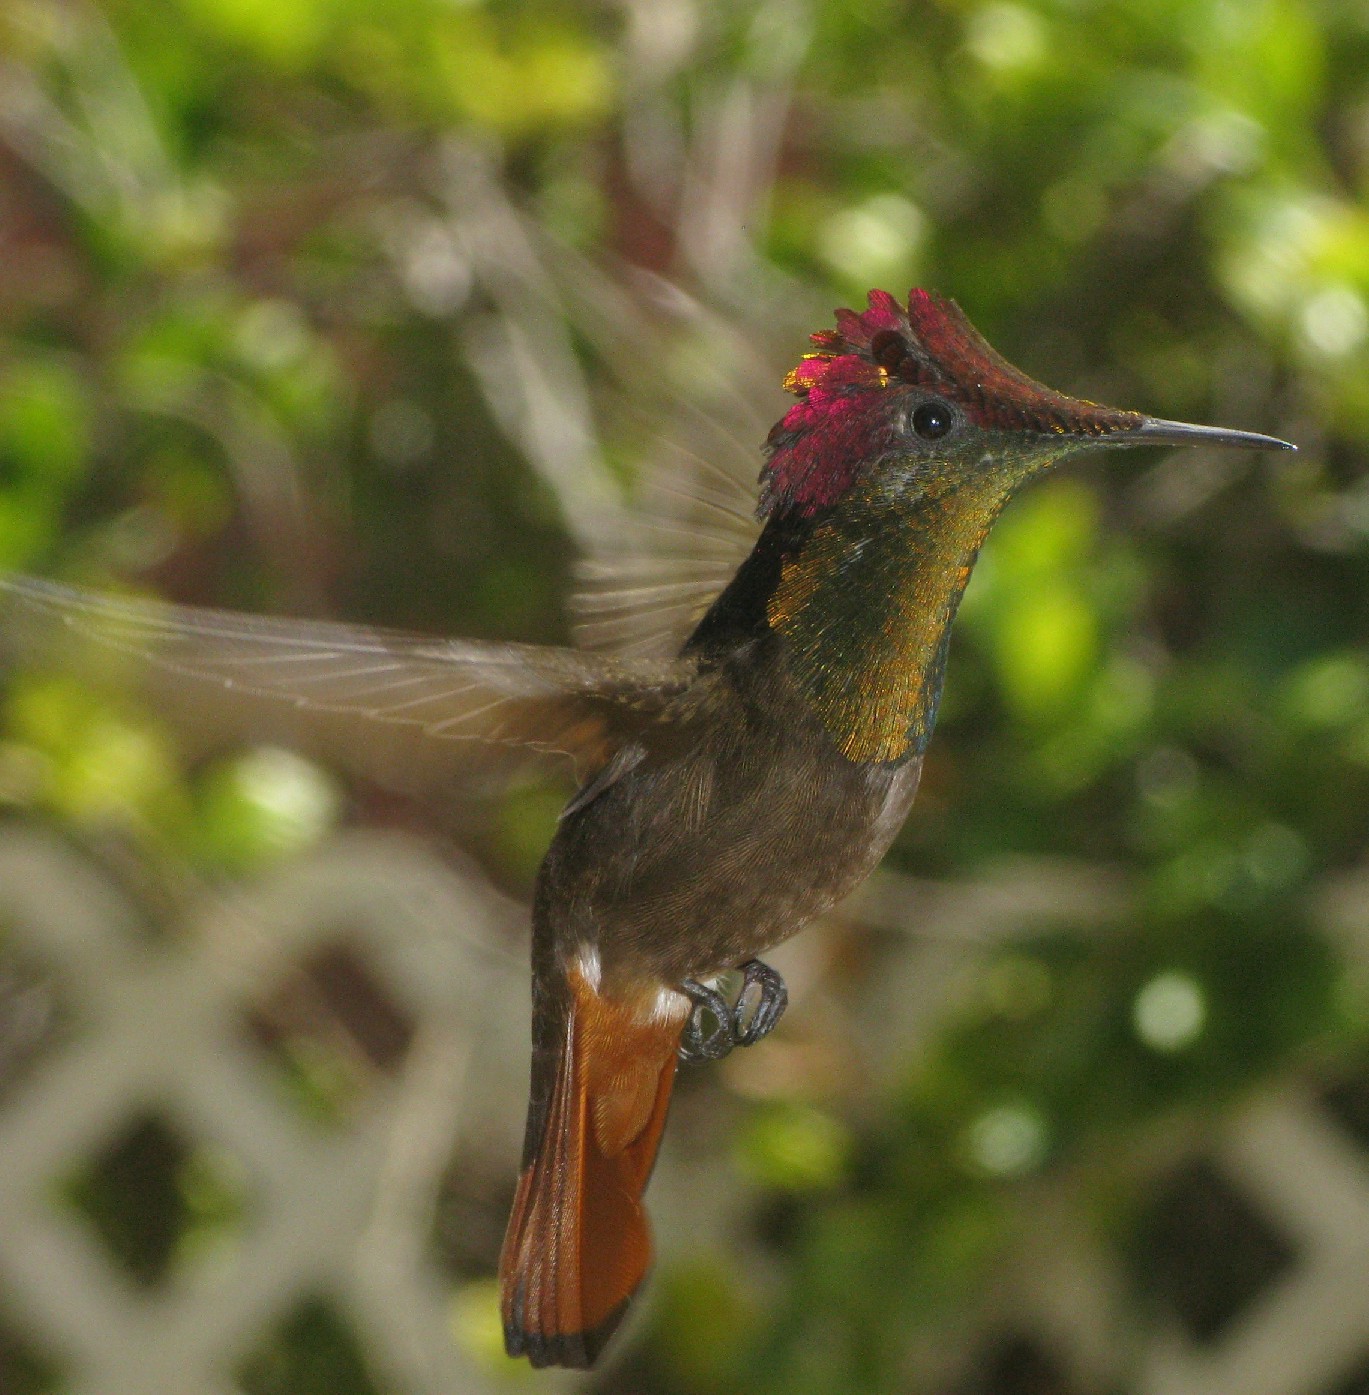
[1120,417,1296,452]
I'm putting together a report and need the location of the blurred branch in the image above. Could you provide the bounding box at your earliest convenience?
[0,1,186,244]
[676,0,814,293]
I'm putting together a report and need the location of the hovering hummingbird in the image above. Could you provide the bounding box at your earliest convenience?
[0,290,1293,1369]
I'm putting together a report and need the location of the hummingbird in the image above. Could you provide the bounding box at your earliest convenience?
[0,289,1293,1369]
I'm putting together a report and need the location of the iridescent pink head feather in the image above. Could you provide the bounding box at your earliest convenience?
[759,289,1142,517]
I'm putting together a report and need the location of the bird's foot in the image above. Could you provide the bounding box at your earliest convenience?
[678,979,734,1062]
[733,958,789,1047]
[678,959,788,1064]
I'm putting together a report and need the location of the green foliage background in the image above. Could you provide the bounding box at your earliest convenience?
[1,0,1368,1392]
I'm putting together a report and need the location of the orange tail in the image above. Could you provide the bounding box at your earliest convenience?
[499,965,684,1368]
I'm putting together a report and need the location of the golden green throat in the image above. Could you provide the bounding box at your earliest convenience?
[766,472,1014,763]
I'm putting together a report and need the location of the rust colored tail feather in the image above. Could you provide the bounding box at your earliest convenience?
[499,970,684,1368]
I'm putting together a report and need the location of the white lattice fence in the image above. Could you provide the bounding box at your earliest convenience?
[2,819,1369,1395]
[915,861,1369,1395]
[0,824,540,1395]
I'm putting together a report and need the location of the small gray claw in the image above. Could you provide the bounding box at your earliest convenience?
[678,979,734,1063]
[677,960,789,1063]
[733,959,788,1046]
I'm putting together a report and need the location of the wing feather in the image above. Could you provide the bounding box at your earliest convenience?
[569,402,761,656]
[0,575,698,794]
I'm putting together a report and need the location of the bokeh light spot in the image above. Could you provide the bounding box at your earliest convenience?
[1300,285,1368,357]
[818,194,925,288]
[198,746,340,870]
[235,300,310,371]
[1134,972,1206,1053]
[966,3,1046,71]
[739,1101,850,1192]
[964,1102,1049,1177]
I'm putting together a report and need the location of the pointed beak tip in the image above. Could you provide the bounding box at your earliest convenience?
[1130,417,1296,454]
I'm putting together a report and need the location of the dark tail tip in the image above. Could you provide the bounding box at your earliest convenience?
[504,1293,632,1369]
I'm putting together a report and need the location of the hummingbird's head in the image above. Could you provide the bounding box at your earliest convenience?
[759,289,1292,519]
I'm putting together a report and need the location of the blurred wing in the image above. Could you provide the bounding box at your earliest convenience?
[536,248,774,657]
[0,575,697,794]
[569,393,766,657]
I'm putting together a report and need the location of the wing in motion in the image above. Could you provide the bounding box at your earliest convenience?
[0,575,700,796]
[569,403,764,657]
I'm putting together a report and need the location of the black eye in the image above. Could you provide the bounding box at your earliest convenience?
[912,400,955,440]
